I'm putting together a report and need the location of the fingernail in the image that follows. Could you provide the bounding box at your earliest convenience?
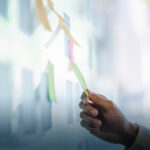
[94,120,101,127]
[90,109,98,117]
[83,97,89,104]
[97,120,102,126]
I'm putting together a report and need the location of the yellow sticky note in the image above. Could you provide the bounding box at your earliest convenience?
[59,17,81,48]
[35,0,52,31]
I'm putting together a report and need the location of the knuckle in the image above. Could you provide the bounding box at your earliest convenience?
[88,107,93,112]
[93,96,100,103]
[108,100,114,107]
[93,119,98,125]
[83,104,92,113]
[95,93,99,99]
[86,105,91,111]
[88,118,96,126]
[99,94,106,99]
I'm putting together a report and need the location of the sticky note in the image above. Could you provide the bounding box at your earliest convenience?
[45,25,61,49]
[69,40,74,62]
[71,62,88,96]
[47,0,56,14]
[47,0,81,47]
[47,0,62,19]
[48,61,57,103]
[35,0,52,31]
[59,17,81,48]
[47,0,54,11]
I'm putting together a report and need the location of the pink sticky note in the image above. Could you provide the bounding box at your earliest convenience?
[69,40,74,62]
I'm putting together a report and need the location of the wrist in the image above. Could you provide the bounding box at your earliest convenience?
[123,123,139,147]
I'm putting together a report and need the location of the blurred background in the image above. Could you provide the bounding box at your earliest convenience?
[0,0,150,149]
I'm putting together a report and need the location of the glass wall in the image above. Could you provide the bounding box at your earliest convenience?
[0,0,150,149]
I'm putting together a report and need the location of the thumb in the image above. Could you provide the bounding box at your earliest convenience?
[87,89,108,109]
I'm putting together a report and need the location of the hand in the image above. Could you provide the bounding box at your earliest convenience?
[79,89,139,147]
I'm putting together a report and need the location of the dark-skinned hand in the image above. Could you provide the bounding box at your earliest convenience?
[79,89,139,148]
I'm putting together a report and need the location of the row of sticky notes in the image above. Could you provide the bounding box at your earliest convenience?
[35,0,80,47]
[47,60,88,103]
[35,0,88,102]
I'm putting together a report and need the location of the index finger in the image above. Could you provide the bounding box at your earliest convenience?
[87,89,109,109]
[81,90,89,104]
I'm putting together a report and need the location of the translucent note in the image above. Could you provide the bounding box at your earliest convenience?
[35,0,52,31]
[48,61,57,103]
[45,25,61,49]
[71,62,88,96]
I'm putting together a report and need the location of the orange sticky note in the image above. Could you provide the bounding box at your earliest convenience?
[47,0,64,21]
[47,0,80,47]
[35,0,52,31]
[59,17,81,48]
[47,0,54,11]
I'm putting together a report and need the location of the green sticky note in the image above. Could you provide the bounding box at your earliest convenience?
[48,61,57,103]
[71,62,88,96]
